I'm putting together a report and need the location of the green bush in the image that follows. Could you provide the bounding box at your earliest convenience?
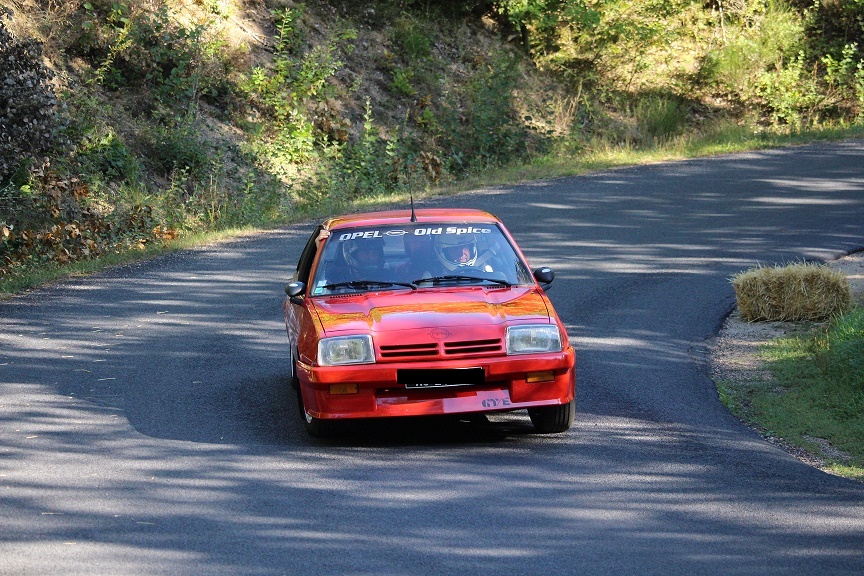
[635,94,688,143]
[699,1,805,102]
[333,100,393,199]
[392,17,431,62]
[74,1,225,116]
[242,8,356,165]
[135,121,210,178]
[755,53,822,127]
[696,0,863,124]
[440,50,532,170]
[77,130,141,183]
[820,43,864,120]
[390,67,418,96]
[800,0,864,59]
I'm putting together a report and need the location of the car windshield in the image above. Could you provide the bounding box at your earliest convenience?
[310,222,534,295]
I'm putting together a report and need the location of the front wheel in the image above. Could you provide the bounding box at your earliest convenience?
[296,386,333,437]
[288,349,300,391]
[528,399,575,433]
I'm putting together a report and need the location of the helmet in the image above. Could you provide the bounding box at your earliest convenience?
[434,233,477,271]
[342,237,385,273]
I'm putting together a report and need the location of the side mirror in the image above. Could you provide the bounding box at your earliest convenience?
[533,267,555,289]
[285,281,306,305]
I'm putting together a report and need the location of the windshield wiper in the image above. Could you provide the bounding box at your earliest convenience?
[322,280,417,291]
[413,274,512,287]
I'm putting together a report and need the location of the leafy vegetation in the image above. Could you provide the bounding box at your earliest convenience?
[719,305,864,481]
[1,0,864,291]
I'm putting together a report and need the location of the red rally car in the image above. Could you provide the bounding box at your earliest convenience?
[283,208,576,436]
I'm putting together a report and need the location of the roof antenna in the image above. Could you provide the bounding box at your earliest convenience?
[409,191,417,222]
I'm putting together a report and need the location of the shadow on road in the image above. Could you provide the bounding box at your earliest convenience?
[2,142,864,575]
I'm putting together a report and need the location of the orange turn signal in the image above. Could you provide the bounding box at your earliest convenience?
[329,383,359,395]
[526,371,555,383]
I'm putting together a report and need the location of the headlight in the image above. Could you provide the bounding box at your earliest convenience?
[506,325,562,355]
[318,335,375,366]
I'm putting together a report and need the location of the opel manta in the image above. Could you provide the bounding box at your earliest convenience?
[283,208,576,436]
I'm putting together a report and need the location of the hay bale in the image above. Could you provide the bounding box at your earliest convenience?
[731,262,851,322]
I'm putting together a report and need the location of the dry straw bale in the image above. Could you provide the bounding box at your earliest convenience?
[732,262,851,322]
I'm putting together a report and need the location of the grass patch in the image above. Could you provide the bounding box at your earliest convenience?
[720,307,864,482]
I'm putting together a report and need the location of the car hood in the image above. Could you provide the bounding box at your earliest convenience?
[310,286,551,335]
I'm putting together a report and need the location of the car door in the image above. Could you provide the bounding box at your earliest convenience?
[285,225,323,356]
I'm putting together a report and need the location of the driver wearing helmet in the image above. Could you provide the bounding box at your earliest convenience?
[341,236,386,279]
[434,233,495,272]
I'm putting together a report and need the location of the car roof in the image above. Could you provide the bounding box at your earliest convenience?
[321,208,501,230]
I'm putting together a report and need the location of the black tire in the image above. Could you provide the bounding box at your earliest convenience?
[296,385,333,437]
[528,399,575,433]
[288,349,300,391]
[290,351,333,437]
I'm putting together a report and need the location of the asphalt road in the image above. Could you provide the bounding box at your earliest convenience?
[2,141,864,575]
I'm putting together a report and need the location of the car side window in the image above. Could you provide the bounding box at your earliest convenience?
[295,225,323,284]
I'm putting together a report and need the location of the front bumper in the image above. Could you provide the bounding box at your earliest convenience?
[296,347,576,420]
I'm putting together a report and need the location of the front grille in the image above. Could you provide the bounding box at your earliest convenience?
[444,339,502,355]
[378,337,504,361]
[380,342,438,358]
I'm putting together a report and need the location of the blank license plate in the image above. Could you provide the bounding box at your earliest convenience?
[398,367,484,389]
